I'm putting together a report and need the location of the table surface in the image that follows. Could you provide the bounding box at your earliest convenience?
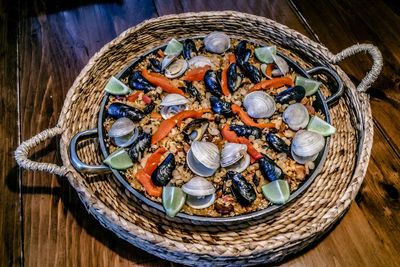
[2,0,400,266]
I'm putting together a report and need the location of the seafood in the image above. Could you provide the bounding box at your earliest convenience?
[183,118,209,144]
[275,85,306,104]
[164,59,188,79]
[108,102,145,121]
[220,143,250,173]
[291,130,325,164]
[127,132,152,163]
[229,124,262,139]
[182,176,216,209]
[235,40,251,67]
[128,71,153,93]
[186,141,220,177]
[265,132,290,155]
[160,94,190,119]
[183,39,197,59]
[161,54,179,71]
[271,54,289,76]
[228,171,256,206]
[210,96,233,117]
[107,117,138,147]
[282,103,309,131]
[187,56,214,69]
[242,62,262,84]
[204,70,223,97]
[243,91,276,119]
[143,102,156,114]
[258,154,284,181]
[149,58,162,73]
[226,63,243,92]
[184,81,202,102]
[203,31,230,54]
[151,153,176,186]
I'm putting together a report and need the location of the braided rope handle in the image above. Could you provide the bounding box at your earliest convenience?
[330,44,383,92]
[14,126,68,176]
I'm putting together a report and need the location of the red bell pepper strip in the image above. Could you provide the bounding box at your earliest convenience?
[142,69,185,95]
[157,49,165,58]
[249,76,294,93]
[266,63,274,77]
[136,170,162,197]
[142,94,152,104]
[184,65,211,81]
[150,113,162,119]
[229,53,236,64]
[151,109,212,145]
[127,91,141,102]
[144,147,167,175]
[221,124,263,163]
[231,104,275,129]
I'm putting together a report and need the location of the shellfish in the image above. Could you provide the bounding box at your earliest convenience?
[204,70,223,97]
[108,102,145,122]
[182,176,216,209]
[127,132,152,163]
[275,85,306,104]
[107,117,138,148]
[151,153,176,186]
[160,94,190,119]
[203,31,230,54]
[282,103,309,131]
[220,143,250,173]
[243,91,276,119]
[227,171,256,206]
[186,141,220,177]
[210,96,233,117]
[291,130,325,164]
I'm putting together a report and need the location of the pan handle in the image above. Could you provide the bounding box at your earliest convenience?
[69,128,111,174]
[306,66,344,105]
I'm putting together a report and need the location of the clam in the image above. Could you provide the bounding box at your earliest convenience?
[291,130,325,164]
[108,117,139,147]
[182,176,216,209]
[188,56,214,69]
[243,91,276,119]
[203,31,230,54]
[164,59,188,79]
[160,94,190,119]
[271,54,289,76]
[282,103,309,131]
[186,141,220,177]
[220,143,250,173]
[161,54,179,71]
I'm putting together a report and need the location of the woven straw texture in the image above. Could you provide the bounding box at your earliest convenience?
[15,11,380,266]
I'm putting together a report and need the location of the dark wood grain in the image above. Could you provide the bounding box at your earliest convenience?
[0,0,22,266]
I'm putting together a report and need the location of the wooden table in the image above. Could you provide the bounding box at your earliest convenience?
[2,0,399,266]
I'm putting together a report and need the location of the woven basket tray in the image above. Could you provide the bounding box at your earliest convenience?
[15,11,382,266]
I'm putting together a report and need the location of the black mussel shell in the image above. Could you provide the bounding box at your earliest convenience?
[210,96,233,117]
[257,154,284,182]
[204,70,222,97]
[149,58,162,73]
[127,132,152,163]
[228,171,256,206]
[235,40,248,66]
[183,118,209,144]
[227,63,243,92]
[242,62,262,84]
[151,153,176,186]
[108,102,145,121]
[184,80,202,102]
[143,101,155,114]
[230,124,262,139]
[275,85,306,104]
[265,133,290,155]
[183,39,197,60]
[128,71,153,93]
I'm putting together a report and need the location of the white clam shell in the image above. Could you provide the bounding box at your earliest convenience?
[220,143,247,167]
[291,150,319,164]
[186,141,220,177]
[188,56,214,69]
[204,31,230,54]
[160,94,190,107]
[226,154,251,173]
[160,105,188,120]
[164,59,188,79]
[272,54,289,76]
[108,118,136,138]
[186,194,215,209]
[244,91,276,119]
[182,176,216,196]
[283,103,309,131]
[260,64,272,79]
[291,130,325,157]
[161,54,178,71]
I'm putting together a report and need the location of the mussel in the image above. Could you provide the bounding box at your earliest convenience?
[204,31,230,54]
[227,171,256,206]
[143,101,156,114]
[275,85,306,104]
[226,63,243,92]
[230,124,262,139]
[160,94,190,119]
[257,154,284,181]
[220,143,250,173]
[243,91,276,119]
[182,176,216,209]
[127,132,152,163]
[204,70,222,97]
[291,130,325,164]
[108,117,138,147]
[235,40,251,67]
[183,118,209,144]
[151,153,176,186]
[265,132,290,155]
[184,81,202,102]
[149,58,162,73]
[108,102,145,121]
[128,71,153,93]
[282,103,309,131]
[210,96,233,117]
[186,141,220,177]
[183,39,197,60]
[242,62,262,84]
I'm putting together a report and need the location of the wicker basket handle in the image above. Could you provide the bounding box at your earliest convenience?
[330,44,383,92]
[14,126,68,176]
